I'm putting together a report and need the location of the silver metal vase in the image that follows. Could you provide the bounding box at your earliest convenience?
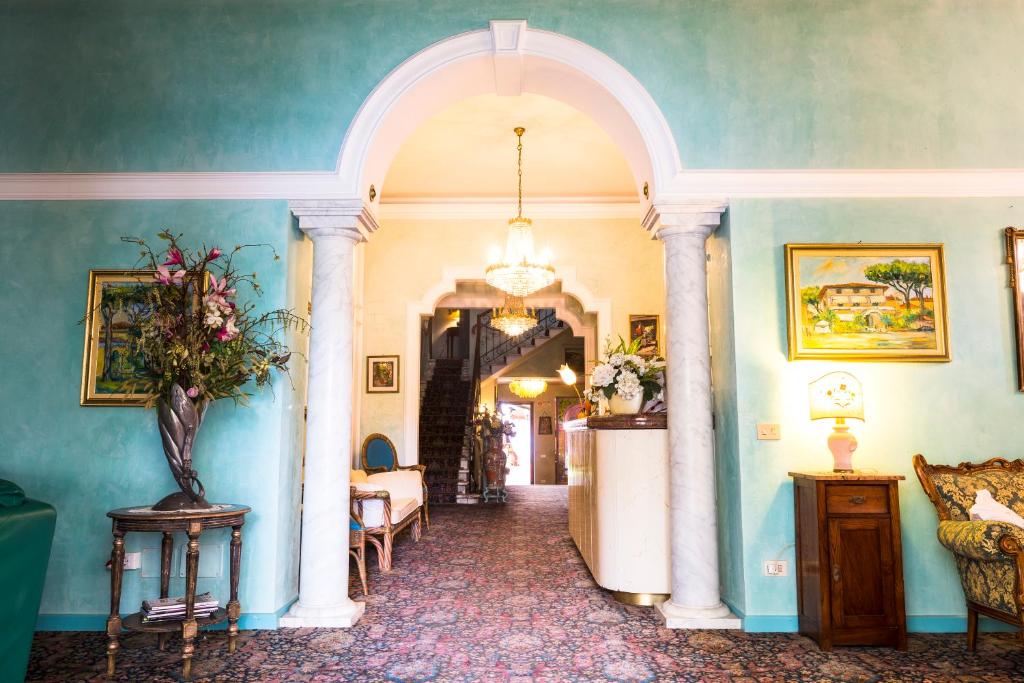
[153,383,213,510]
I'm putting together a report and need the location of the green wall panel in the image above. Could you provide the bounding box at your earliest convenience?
[2,1,1022,172]
[725,198,1024,621]
[0,200,304,624]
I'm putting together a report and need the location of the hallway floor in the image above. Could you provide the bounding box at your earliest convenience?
[28,486,1024,682]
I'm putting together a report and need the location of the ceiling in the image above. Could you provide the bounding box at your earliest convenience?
[382,93,637,201]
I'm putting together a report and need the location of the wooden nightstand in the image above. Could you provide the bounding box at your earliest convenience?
[789,472,907,650]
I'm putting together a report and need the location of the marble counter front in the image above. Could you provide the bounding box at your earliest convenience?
[565,413,670,599]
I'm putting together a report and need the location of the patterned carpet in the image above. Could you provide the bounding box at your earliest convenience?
[28,485,1024,682]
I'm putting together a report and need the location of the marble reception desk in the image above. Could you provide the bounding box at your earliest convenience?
[565,414,671,603]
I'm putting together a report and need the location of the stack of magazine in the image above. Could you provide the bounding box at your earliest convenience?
[141,592,219,623]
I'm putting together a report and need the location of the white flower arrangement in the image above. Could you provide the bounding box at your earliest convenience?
[586,336,665,404]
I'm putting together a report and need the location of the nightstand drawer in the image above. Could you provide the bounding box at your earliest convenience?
[826,485,889,515]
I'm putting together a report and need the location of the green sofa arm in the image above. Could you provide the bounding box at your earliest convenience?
[937,519,1024,561]
[0,481,57,683]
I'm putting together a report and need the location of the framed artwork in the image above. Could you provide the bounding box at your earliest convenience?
[629,314,660,357]
[366,355,400,393]
[80,269,158,406]
[784,244,950,362]
[537,415,553,435]
[1005,228,1024,390]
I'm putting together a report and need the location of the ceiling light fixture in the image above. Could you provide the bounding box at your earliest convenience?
[508,378,548,399]
[490,294,538,337]
[485,127,555,297]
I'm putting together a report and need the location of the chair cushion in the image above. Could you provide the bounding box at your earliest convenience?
[930,470,1024,521]
[360,497,419,529]
[350,518,362,531]
[364,436,397,471]
[351,469,369,484]
[368,470,424,507]
[0,480,25,508]
[970,490,1024,528]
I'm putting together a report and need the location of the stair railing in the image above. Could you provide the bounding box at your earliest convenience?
[478,308,564,372]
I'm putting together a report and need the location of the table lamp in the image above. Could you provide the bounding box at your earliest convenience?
[808,371,864,472]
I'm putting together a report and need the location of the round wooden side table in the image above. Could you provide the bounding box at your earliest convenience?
[105,503,251,681]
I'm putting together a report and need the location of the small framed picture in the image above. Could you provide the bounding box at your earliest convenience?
[81,269,159,406]
[629,314,660,357]
[366,355,400,393]
[784,243,950,362]
[537,416,553,435]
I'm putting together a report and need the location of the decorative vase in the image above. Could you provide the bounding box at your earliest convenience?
[153,383,213,511]
[608,392,644,415]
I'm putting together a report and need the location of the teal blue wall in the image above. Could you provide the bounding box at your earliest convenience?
[0,201,305,628]
[2,1,1022,172]
[4,1,1024,633]
[722,198,1024,630]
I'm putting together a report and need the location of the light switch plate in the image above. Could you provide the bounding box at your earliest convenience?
[123,552,142,570]
[756,423,781,440]
[763,560,788,576]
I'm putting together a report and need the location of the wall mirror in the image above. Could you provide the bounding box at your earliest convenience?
[1005,227,1024,391]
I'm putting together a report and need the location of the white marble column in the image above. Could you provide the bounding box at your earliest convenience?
[645,201,740,629]
[279,200,377,628]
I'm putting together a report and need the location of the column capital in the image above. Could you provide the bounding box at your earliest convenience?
[289,199,380,242]
[642,199,728,241]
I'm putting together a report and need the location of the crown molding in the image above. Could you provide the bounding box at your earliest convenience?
[0,169,1021,202]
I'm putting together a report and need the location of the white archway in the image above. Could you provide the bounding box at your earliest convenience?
[284,20,734,631]
[402,266,611,460]
[334,20,682,207]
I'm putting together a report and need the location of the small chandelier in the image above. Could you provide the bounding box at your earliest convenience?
[485,127,555,297]
[490,294,537,337]
[509,378,548,399]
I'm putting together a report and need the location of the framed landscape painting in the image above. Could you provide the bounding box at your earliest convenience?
[784,244,950,362]
[367,355,400,393]
[80,269,158,406]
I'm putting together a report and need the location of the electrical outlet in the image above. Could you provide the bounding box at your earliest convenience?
[756,423,781,440]
[763,560,788,577]
[123,552,142,570]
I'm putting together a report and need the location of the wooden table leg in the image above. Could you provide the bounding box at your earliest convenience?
[157,531,173,652]
[227,525,242,654]
[181,522,201,681]
[106,528,125,678]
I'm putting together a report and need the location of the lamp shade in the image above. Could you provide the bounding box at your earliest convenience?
[808,371,864,421]
[557,364,577,386]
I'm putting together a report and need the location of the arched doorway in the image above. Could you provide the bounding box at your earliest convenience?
[281,20,731,630]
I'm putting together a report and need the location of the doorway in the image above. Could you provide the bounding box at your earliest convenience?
[497,401,533,485]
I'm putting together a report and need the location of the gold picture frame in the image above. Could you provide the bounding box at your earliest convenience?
[1005,227,1024,391]
[366,355,400,393]
[80,269,159,406]
[784,244,950,362]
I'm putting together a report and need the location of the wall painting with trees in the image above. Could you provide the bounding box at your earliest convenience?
[784,244,950,362]
[80,270,158,405]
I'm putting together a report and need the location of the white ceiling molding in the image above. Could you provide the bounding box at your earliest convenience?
[2,169,1022,201]
[490,20,525,96]
[378,196,641,220]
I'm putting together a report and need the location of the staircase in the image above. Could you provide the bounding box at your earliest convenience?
[418,358,472,505]
[478,309,568,380]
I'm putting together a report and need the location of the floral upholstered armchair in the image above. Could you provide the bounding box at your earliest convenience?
[913,454,1024,649]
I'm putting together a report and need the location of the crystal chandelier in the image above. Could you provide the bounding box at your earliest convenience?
[485,127,555,297]
[489,294,537,337]
[509,378,548,399]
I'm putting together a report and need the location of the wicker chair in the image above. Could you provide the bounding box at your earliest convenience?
[360,433,430,530]
[351,482,422,572]
[913,454,1024,649]
[349,513,369,596]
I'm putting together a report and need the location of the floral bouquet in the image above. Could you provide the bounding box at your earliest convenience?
[586,336,665,412]
[114,231,306,509]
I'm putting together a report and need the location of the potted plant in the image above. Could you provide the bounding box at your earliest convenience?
[586,337,665,415]
[118,231,305,510]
